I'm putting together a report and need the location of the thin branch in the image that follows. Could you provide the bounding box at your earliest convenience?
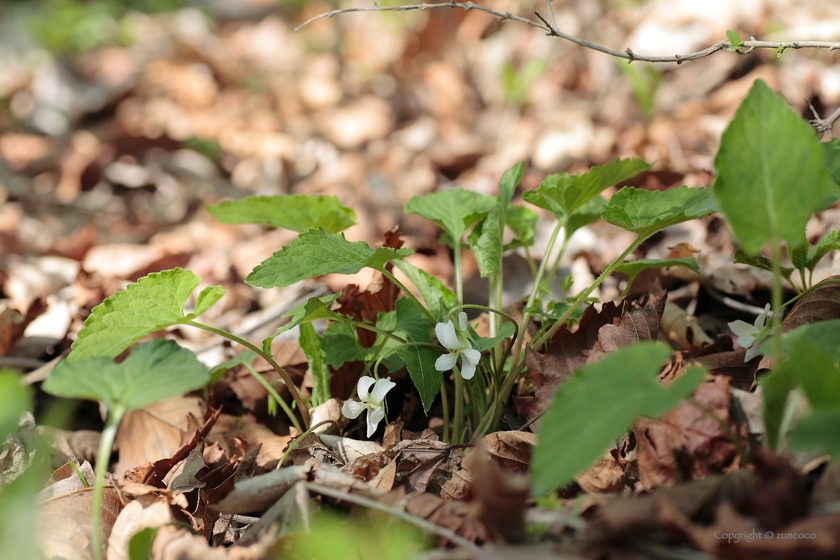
[305,481,482,551]
[295,1,840,65]
[544,0,556,31]
[807,99,840,139]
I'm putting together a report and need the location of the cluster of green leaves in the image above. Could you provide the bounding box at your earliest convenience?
[710,80,840,462]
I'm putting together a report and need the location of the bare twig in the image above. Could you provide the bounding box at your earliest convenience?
[296,1,840,65]
[305,481,482,551]
[807,99,840,139]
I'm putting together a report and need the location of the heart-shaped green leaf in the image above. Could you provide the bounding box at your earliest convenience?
[713,80,836,253]
[69,268,225,362]
[525,158,650,220]
[530,343,705,496]
[206,195,356,234]
[404,188,496,240]
[601,185,718,238]
[247,228,413,288]
[45,339,209,412]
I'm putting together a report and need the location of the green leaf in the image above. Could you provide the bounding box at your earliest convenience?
[789,408,840,457]
[470,163,523,277]
[733,248,795,283]
[601,186,718,238]
[208,349,258,386]
[193,285,226,318]
[759,360,797,452]
[247,229,412,288]
[69,268,225,362]
[790,340,840,409]
[206,195,356,234]
[392,260,456,322]
[566,197,606,237]
[300,322,330,406]
[404,188,496,240]
[275,293,342,336]
[788,234,809,273]
[712,80,836,253]
[44,339,209,412]
[364,247,414,272]
[530,343,705,496]
[322,321,365,369]
[505,205,538,247]
[726,30,742,46]
[614,258,699,289]
[0,371,31,442]
[472,321,515,352]
[527,158,650,220]
[394,298,442,413]
[807,231,840,272]
[823,139,840,186]
[777,318,840,362]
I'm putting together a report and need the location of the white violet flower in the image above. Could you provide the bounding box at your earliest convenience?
[434,311,482,380]
[728,304,772,362]
[342,376,396,437]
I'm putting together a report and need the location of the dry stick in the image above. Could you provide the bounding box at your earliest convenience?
[305,482,482,552]
[296,1,840,64]
[808,100,840,139]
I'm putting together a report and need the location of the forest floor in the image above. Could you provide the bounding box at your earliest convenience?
[2,0,840,558]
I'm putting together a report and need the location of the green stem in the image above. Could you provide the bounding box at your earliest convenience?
[243,363,303,434]
[770,239,784,367]
[453,239,464,306]
[380,269,438,324]
[452,365,465,443]
[440,382,450,443]
[91,406,125,560]
[185,320,311,429]
[351,321,407,344]
[493,235,645,430]
[277,420,339,469]
[781,278,840,309]
[508,218,566,394]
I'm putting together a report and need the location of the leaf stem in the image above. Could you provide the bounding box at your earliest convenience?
[452,365,465,443]
[242,362,303,433]
[508,219,567,381]
[453,239,464,306]
[91,406,125,560]
[440,381,450,443]
[185,320,311,429]
[277,420,339,469]
[770,239,784,367]
[379,269,438,324]
[493,236,644,430]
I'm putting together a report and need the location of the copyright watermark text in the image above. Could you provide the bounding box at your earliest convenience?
[714,530,816,543]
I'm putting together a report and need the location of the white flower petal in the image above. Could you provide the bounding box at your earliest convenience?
[356,376,376,400]
[458,312,468,330]
[729,320,758,339]
[438,320,462,350]
[342,400,367,419]
[460,359,477,379]
[369,377,396,404]
[462,347,481,364]
[744,343,762,362]
[366,406,384,437]
[754,304,771,328]
[435,352,458,372]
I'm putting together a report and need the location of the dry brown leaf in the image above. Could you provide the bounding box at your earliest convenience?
[479,431,536,477]
[38,461,124,560]
[634,375,741,490]
[575,451,626,494]
[115,395,203,477]
[515,281,667,425]
[107,496,173,560]
[463,446,529,542]
[151,525,267,560]
[780,274,840,331]
[207,414,294,470]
